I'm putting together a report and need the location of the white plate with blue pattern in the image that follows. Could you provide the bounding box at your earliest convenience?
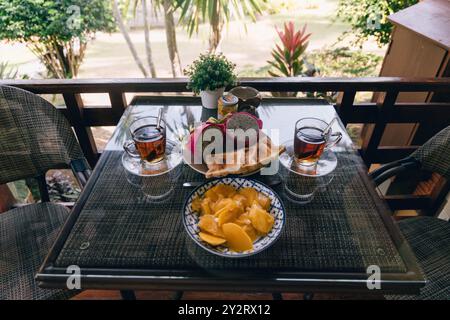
[183,177,285,258]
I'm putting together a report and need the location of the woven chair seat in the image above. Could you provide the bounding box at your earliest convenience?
[387,217,450,300]
[0,203,76,300]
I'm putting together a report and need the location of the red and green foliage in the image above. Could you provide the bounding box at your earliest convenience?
[268,21,311,77]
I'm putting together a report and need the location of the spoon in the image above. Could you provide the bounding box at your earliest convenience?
[183,177,282,188]
[322,117,337,137]
[156,108,163,131]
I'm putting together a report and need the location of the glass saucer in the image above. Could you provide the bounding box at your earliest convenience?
[122,140,183,201]
[122,140,182,177]
[281,173,334,204]
[279,139,337,178]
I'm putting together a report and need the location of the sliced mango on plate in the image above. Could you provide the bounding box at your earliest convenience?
[238,187,258,207]
[242,224,259,242]
[198,214,224,237]
[199,232,226,246]
[249,204,275,234]
[257,193,271,210]
[212,198,234,214]
[222,223,253,252]
[211,184,236,198]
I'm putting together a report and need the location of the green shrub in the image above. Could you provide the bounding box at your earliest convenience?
[336,0,418,46]
[0,0,115,78]
[306,47,382,77]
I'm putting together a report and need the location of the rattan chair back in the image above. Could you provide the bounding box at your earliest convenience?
[411,125,450,180]
[0,85,85,184]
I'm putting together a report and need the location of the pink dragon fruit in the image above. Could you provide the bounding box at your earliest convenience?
[188,122,225,159]
[187,112,264,159]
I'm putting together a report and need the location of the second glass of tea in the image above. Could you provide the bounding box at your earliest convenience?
[294,117,342,166]
[124,116,166,165]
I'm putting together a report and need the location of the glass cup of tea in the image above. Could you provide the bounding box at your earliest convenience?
[123,116,166,165]
[294,117,342,166]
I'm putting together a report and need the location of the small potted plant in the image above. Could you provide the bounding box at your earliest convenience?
[185,53,237,109]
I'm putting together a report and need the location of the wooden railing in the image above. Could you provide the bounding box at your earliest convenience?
[1,77,449,213]
[2,77,449,165]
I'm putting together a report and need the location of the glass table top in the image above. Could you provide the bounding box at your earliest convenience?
[38,97,424,294]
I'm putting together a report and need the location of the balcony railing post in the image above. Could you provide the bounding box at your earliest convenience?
[109,91,128,124]
[336,90,356,126]
[361,90,399,167]
[63,93,98,167]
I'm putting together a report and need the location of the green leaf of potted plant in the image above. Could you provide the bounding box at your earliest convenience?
[185,53,237,109]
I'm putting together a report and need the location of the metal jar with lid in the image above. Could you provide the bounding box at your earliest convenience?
[217,93,239,120]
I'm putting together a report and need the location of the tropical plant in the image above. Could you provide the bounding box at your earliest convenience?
[112,0,153,77]
[0,0,115,78]
[175,0,265,52]
[0,62,19,79]
[160,0,182,76]
[118,0,182,77]
[184,53,236,94]
[0,61,29,80]
[46,171,81,202]
[142,0,157,76]
[336,0,418,46]
[267,21,311,77]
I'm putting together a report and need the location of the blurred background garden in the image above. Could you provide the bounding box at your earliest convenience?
[1,0,406,81]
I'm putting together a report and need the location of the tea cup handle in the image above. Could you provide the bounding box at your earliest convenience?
[123,140,141,158]
[325,132,342,150]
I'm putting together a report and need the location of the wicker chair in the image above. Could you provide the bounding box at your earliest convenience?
[0,86,91,300]
[370,125,450,300]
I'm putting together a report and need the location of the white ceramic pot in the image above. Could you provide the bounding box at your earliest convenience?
[200,87,225,109]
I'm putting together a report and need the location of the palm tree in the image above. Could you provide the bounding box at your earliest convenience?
[160,0,182,76]
[112,0,149,77]
[142,0,157,77]
[175,0,265,52]
[122,0,181,77]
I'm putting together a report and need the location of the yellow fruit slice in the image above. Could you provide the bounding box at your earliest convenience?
[235,212,251,226]
[238,188,258,207]
[222,223,253,252]
[232,194,247,208]
[212,184,236,198]
[257,193,271,210]
[204,188,218,202]
[199,232,226,246]
[215,199,237,217]
[249,204,275,234]
[198,214,224,237]
[200,198,212,216]
[212,198,234,214]
[242,224,259,242]
[217,204,240,226]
